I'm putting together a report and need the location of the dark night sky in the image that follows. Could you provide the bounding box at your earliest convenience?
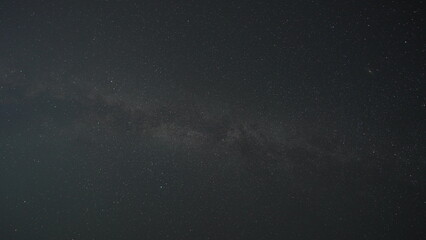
[0,1,425,239]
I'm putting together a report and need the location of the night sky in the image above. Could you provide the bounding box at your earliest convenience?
[0,1,425,239]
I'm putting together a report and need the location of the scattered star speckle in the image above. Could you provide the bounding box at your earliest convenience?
[0,1,424,239]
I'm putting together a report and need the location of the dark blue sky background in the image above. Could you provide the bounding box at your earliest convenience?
[0,1,424,239]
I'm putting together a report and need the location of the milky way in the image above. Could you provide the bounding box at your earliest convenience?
[0,63,359,183]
